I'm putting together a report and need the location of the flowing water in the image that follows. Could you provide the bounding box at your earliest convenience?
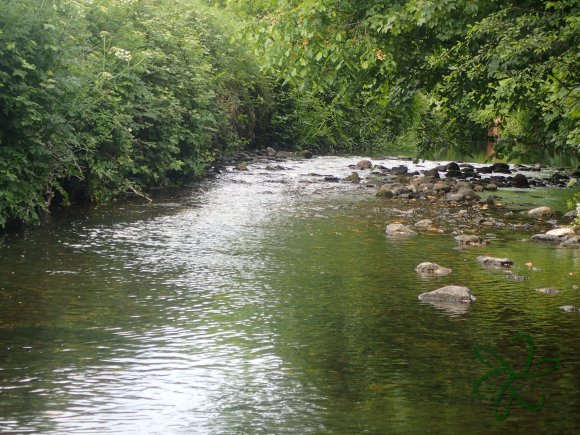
[1,156,579,434]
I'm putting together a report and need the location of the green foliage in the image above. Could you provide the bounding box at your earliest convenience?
[251,0,579,156]
[0,0,275,227]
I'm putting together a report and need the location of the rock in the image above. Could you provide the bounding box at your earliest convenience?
[414,219,433,229]
[433,181,452,193]
[456,187,478,199]
[560,236,580,248]
[479,196,496,206]
[445,169,463,178]
[492,162,511,173]
[446,162,461,171]
[344,172,361,183]
[504,271,528,281]
[390,165,408,175]
[484,183,498,191]
[423,168,440,178]
[454,235,489,245]
[477,166,494,174]
[357,159,373,170]
[386,223,417,236]
[446,193,468,202]
[376,187,395,198]
[531,234,563,243]
[546,227,575,237]
[302,150,313,159]
[528,206,553,218]
[415,262,452,276]
[476,256,513,268]
[266,146,276,157]
[564,210,578,219]
[512,173,530,188]
[237,162,249,171]
[536,288,560,294]
[324,176,340,182]
[559,305,580,312]
[418,285,476,303]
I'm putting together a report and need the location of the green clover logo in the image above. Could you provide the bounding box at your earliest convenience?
[473,333,561,421]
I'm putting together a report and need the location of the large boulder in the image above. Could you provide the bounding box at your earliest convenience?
[418,285,476,303]
[415,262,452,276]
[528,206,553,218]
[476,256,513,268]
[386,223,417,236]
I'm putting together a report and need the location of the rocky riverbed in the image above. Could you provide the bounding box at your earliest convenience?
[211,148,580,313]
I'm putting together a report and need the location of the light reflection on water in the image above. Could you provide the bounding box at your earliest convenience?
[0,156,579,433]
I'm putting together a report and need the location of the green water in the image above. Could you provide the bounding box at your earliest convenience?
[0,157,579,433]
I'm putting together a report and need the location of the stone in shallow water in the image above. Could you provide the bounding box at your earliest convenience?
[536,288,560,294]
[559,305,580,312]
[356,159,373,170]
[386,223,416,236]
[476,256,513,268]
[528,206,553,218]
[414,219,433,229]
[454,235,488,245]
[546,227,576,237]
[418,285,476,303]
[415,262,452,276]
[560,236,580,248]
[531,234,564,243]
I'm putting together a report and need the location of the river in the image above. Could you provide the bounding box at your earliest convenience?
[1,156,579,433]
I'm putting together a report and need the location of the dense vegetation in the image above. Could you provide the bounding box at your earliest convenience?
[1,0,578,227]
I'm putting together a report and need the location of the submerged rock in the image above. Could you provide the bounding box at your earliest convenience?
[418,285,476,303]
[454,235,489,246]
[536,288,560,294]
[386,223,417,236]
[415,262,452,276]
[504,271,528,281]
[560,305,580,312]
[477,256,514,268]
[560,236,580,248]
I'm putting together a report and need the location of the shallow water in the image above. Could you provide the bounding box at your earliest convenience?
[1,156,579,433]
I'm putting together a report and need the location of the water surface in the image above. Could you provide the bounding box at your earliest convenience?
[1,156,579,433]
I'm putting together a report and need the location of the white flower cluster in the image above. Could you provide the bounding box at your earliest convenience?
[111,46,132,62]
